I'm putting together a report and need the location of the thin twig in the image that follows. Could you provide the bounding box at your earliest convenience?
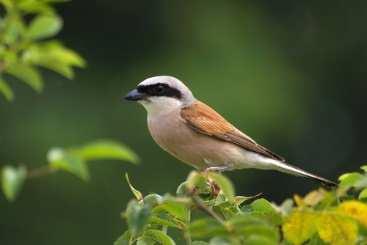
[191,195,226,226]
[27,165,57,179]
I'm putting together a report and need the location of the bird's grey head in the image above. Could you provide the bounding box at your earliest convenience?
[125,76,195,114]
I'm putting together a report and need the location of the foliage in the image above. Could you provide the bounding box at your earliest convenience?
[1,140,138,201]
[117,166,367,245]
[0,0,85,101]
[0,0,137,203]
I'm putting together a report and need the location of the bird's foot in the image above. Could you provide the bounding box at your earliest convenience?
[203,166,232,172]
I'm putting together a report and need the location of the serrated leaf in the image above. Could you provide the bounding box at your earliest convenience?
[114,231,131,245]
[47,148,89,181]
[75,140,139,164]
[316,213,358,245]
[338,200,367,227]
[282,210,317,245]
[27,15,62,40]
[125,200,151,236]
[6,63,43,92]
[125,173,143,201]
[1,166,27,201]
[143,230,175,245]
[207,172,234,201]
[0,78,14,101]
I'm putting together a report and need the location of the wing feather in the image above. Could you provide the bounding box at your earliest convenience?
[181,101,285,162]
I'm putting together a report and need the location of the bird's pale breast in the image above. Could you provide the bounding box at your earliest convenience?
[147,108,248,170]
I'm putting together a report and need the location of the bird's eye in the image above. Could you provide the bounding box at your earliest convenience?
[155,85,165,94]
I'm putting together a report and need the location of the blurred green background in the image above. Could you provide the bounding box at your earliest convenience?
[1,0,366,244]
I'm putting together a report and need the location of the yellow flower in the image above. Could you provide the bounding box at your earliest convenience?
[316,212,358,245]
[339,200,367,227]
[282,209,317,245]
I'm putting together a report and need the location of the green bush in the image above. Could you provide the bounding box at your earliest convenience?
[117,166,367,245]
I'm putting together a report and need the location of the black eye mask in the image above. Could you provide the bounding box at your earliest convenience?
[137,83,182,99]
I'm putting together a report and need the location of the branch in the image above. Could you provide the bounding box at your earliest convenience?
[27,165,57,179]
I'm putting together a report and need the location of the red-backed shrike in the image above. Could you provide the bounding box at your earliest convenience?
[125,76,336,186]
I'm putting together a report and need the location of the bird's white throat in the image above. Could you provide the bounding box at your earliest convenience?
[139,96,183,116]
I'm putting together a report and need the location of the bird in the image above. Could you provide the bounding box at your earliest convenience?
[124,75,336,187]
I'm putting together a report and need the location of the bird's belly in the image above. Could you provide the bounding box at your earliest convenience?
[148,114,246,169]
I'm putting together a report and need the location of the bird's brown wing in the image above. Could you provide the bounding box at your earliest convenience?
[181,101,285,162]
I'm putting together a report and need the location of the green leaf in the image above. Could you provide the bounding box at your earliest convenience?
[227,213,278,242]
[22,41,86,79]
[192,241,209,245]
[240,224,279,243]
[1,166,27,201]
[243,235,278,245]
[75,140,139,164]
[189,218,227,238]
[114,231,131,245]
[47,148,89,181]
[186,171,209,193]
[361,165,367,172]
[144,194,163,207]
[125,173,143,201]
[17,0,55,14]
[209,237,230,245]
[5,63,43,92]
[1,17,25,44]
[338,172,364,188]
[143,229,175,245]
[207,172,235,201]
[149,216,181,228]
[27,15,62,40]
[176,181,189,196]
[153,199,189,224]
[125,200,151,236]
[359,188,367,200]
[137,236,155,245]
[0,78,14,101]
[247,198,282,225]
[234,193,262,206]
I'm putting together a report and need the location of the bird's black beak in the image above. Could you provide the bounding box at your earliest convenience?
[124,89,145,101]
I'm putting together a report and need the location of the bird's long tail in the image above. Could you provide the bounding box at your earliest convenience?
[268,160,337,187]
